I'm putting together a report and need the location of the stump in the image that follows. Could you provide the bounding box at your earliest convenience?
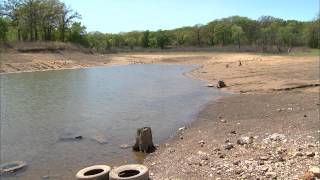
[132,127,155,153]
[217,80,226,88]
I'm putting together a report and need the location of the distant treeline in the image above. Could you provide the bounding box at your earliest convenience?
[1,0,319,53]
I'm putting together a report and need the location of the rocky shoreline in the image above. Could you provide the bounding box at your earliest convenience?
[145,91,320,179]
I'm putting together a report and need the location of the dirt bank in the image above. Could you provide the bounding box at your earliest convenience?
[1,51,318,93]
[1,51,319,179]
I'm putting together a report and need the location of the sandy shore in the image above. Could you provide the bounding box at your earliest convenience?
[1,51,319,179]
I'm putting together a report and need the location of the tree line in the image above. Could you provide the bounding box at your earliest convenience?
[1,0,319,53]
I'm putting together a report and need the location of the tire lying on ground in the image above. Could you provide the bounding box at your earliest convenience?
[109,164,149,180]
[76,165,111,180]
[0,161,27,176]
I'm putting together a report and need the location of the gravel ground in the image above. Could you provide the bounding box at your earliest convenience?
[145,91,320,179]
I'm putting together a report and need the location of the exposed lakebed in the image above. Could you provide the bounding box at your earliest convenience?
[0,64,222,179]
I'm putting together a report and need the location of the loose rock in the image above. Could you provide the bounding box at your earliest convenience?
[120,144,130,149]
[224,143,235,150]
[265,171,277,178]
[309,166,320,177]
[306,152,315,157]
[237,136,254,145]
[217,80,226,88]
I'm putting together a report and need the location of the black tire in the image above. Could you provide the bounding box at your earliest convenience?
[76,165,111,180]
[0,161,27,175]
[109,164,149,180]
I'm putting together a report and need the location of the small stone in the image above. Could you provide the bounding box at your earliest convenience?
[178,127,186,131]
[207,84,214,87]
[304,114,308,117]
[276,155,286,162]
[237,136,254,145]
[224,143,234,150]
[294,152,304,157]
[301,171,316,180]
[230,130,237,134]
[219,154,226,158]
[277,108,284,112]
[259,156,269,161]
[309,166,320,177]
[258,160,265,165]
[168,148,175,153]
[261,166,269,172]
[307,143,316,148]
[199,140,205,147]
[220,119,227,123]
[265,172,277,178]
[265,133,286,142]
[233,160,241,165]
[277,147,287,154]
[235,168,243,174]
[120,144,130,149]
[179,136,184,140]
[306,152,315,157]
[198,151,209,160]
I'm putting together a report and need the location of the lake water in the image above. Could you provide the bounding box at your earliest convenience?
[0,64,221,179]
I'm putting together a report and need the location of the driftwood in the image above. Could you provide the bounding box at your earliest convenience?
[132,127,155,153]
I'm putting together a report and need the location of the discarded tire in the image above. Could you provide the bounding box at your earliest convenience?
[109,164,149,180]
[0,161,27,176]
[76,165,111,180]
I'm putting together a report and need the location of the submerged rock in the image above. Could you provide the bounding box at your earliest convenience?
[59,132,83,141]
[91,134,108,144]
[120,144,131,149]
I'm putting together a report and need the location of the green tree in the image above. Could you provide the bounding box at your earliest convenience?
[231,25,245,49]
[156,30,169,49]
[305,18,320,48]
[141,30,150,48]
[0,17,9,42]
[68,22,88,47]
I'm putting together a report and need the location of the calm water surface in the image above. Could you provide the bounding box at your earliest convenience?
[0,64,222,179]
